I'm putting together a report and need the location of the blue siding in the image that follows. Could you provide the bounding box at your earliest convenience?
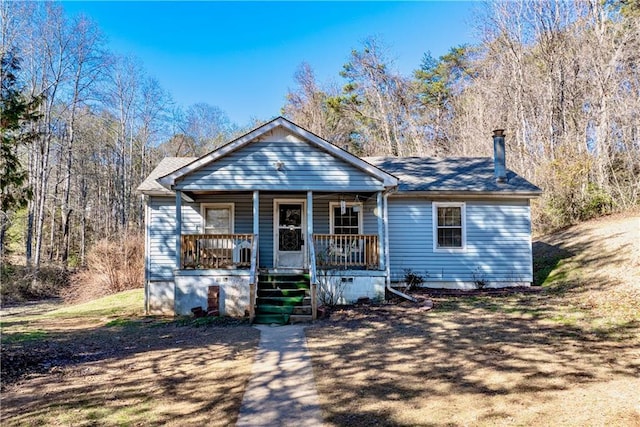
[258,194,275,268]
[387,198,533,283]
[175,138,384,192]
[148,194,255,279]
[148,197,177,280]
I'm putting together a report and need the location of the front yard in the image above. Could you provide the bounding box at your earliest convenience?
[306,213,640,426]
[0,290,260,426]
[306,295,639,426]
[2,213,638,426]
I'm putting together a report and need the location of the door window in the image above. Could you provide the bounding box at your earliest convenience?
[278,204,302,251]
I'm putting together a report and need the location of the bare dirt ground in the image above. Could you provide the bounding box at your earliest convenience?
[306,212,640,426]
[0,296,260,426]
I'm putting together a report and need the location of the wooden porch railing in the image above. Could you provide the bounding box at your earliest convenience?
[313,234,380,270]
[181,234,254,269]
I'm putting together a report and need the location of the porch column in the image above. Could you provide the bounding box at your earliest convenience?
[307,190,313,259]
[252,190,259,236]
[175,190,182,270]
[377,191,385,270]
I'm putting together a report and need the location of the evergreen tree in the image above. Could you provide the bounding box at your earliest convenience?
[0,49,40,254]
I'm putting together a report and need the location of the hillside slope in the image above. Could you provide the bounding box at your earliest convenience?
[533,211,640,326]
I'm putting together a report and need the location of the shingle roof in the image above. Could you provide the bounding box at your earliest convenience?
[363,156,541,195]
[136,157,197,196]
[138,155,541,196]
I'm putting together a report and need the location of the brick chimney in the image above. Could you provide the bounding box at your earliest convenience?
[492,129,507,183]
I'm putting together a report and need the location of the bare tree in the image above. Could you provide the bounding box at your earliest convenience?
[282,62,354,146]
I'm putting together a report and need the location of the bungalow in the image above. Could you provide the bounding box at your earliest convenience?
[137,117,541,323]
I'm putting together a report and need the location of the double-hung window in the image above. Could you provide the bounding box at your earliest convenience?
[201,203,234,234]
[433,202,466,251]
[330,202,363,235]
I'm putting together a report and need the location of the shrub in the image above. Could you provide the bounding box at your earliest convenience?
[64,233,144,303]
[0,261,69,304]
[317,269,347,307]
[403,268,424,291]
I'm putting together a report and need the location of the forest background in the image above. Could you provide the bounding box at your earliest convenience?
[1,0,638,296]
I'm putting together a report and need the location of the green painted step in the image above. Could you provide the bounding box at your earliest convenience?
[257,296,305,305]
[258,282,310,290]
[254,272,311,325]
[258,289,307,297]
[254,313,289,325]
[257,305,296,315]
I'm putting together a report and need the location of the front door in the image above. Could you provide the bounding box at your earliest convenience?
[274,199,306,268]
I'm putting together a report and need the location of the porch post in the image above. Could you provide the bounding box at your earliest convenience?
[377,191,385,270]
[306,190,313,251]
[175,190,182,270]
[252,190,259,236]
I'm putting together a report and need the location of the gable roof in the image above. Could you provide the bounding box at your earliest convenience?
[137,157,197,196]
[158,116,398,190]
[364,156,542,196]
[137,119,541,198]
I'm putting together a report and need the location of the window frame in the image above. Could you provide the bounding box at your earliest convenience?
[200,203,235,235]
[329,202,363,235]
[432,202,466,252]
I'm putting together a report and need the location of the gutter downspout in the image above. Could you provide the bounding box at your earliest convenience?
[383,189,416,302]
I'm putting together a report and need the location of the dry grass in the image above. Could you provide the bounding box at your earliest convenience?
[64,233,145,303]
[0,290,260,426]
[306,212,640,426]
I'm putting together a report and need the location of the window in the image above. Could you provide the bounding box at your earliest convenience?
[330,202,363,235]
[433,202,466,251]
[201,203,234,234]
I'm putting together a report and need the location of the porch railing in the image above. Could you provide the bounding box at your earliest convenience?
[181,234,254,269]
[313,234,380,270]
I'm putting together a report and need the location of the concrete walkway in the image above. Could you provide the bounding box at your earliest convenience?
[236,325,324,427]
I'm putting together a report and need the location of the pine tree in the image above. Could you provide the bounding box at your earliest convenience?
[0,49,40,255]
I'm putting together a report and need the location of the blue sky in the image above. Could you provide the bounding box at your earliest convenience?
[62,1,478,126]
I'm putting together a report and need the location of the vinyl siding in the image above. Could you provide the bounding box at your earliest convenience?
[148,192,391,276]
[174,136,384,192]
[258,194,275,268]
[148,197,177,280]
[148,194,254,279]
[387,198,533,283]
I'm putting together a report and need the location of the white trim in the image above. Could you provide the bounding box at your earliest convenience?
[432,202,467,252]
[200,203,235,234]
[158,117,398,190]
[329,201,364,234]
[175,191,182,269]
[376,191,384,270]
[252,191,259,236]
[143,195,150,314]
[273,198,307,268]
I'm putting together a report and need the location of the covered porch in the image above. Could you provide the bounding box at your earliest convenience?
[174,190,388,271]
[172,190,390,320]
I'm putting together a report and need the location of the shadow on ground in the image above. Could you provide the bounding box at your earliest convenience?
[306,296,640,426]
[1,319,260,426]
